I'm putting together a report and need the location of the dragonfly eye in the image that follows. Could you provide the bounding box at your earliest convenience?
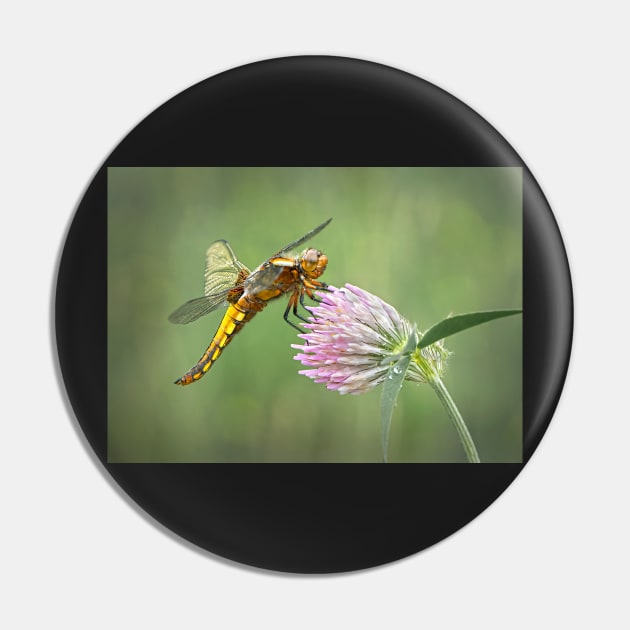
[301,248,328,278]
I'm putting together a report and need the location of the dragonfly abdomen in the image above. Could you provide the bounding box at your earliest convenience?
[174,298,262,386]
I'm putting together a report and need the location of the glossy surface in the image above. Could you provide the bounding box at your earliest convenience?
[56,57,572,572]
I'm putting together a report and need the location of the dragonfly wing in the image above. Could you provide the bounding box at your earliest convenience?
[243,261,286,296]
[169,240,250,324]
[168,292,232,324]
[204,239,250,297]
[275,218,332,256]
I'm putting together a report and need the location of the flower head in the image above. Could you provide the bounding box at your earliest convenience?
[292,284,449,394]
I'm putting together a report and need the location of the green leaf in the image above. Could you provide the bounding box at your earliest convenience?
[380,353,411,463]
[419,309,522,348]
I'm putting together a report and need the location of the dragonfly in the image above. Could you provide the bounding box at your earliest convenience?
[169,218,332,385]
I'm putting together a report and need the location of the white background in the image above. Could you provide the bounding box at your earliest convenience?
[2,2,629,628]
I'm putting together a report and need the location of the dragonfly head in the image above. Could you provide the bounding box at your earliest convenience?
[300,248,328,279]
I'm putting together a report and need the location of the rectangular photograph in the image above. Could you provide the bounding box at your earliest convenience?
[108,167,522,462]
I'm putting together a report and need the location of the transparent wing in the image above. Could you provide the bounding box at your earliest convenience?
[243,261,286,296]
[168,293,233,324]
[204,240,249,296]
[169,240,250,324]
[242,219,332,296]
[275,218,332,256]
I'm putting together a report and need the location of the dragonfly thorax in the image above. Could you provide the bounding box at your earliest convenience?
[300,248,328,279]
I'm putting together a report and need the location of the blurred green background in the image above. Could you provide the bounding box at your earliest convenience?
[108,167,522,462]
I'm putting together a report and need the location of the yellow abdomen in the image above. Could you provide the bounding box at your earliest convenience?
[174,301,259,386]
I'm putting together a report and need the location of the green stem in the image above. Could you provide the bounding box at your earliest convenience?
[429,376,480,463]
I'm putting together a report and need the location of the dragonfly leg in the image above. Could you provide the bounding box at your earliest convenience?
[307,282,331,303]
[282,289,319,337]
[283,300,306,333]
[293,294,312,323]
[283,282,330,335]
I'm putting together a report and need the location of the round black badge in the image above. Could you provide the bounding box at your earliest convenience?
[55,56,572,572]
